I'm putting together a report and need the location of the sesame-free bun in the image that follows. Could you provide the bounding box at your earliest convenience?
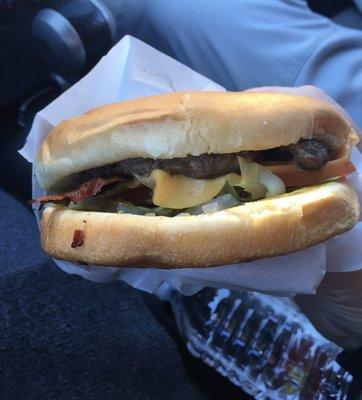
[40,180,359,268]
[35,91,358,190]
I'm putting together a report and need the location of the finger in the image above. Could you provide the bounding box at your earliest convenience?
[295,270,362,349]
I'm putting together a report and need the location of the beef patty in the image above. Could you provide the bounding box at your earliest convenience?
[68,139,332,188]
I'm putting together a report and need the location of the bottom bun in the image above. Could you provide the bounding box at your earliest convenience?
[40,180,359,268]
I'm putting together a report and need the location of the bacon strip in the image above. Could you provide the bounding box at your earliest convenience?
[29,176,124,205]
[71,229,85,248]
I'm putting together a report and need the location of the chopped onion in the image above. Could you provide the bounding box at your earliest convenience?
[133,174,155,189]
[235,156,285,199]
[125,180,141,189]
[117,202,151,215]
[259,168,286,197]
[175,212,191,217]
[185,194,240,215]
[202,202,219,214]
[235,157,265,199]
[117,201,173,216]
[209,193,240,211]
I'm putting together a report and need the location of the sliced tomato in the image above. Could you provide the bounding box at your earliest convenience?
[266,159,356,187]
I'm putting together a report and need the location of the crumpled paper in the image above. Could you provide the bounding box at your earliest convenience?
[19,35,362,296]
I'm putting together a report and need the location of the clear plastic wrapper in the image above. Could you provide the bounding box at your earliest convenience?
[170,287,351,399]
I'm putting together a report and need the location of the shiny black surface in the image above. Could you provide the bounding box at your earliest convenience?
[58,0,113,65]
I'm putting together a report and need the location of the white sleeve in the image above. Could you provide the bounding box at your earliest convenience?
[134,0,362,127]
[352,0,362,14]
[294,24,362,128]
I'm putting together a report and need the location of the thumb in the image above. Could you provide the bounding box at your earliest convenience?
[295,270,362,350]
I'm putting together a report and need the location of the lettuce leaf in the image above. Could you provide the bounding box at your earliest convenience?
[184,193,241,215]
[117,201,174,216]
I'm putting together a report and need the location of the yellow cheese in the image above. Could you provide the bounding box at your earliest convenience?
[151,169,227,209]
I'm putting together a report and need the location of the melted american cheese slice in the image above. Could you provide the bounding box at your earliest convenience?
[151,169,227,209]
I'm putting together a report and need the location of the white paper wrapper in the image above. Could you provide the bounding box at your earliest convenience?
[19,35,362,296]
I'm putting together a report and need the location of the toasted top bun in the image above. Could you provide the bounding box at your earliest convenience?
[41,180,359,268]
[35,91,358,190]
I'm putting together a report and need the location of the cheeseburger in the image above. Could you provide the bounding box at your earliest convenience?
[32,91,360,267]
